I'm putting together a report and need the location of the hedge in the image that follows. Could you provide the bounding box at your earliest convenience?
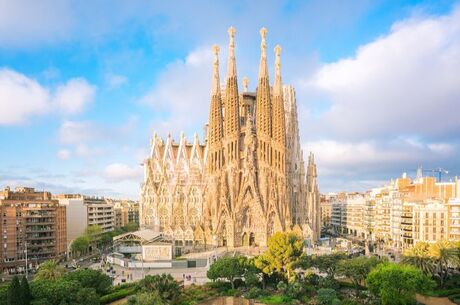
[100,286,137,304]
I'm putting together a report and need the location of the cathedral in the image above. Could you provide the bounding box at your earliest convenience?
[140,27,320,249]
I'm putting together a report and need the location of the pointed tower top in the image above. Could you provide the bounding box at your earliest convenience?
[212,44,220,95]
[258,27,269,79]
[274,44,282,96]
[243,76,249,92]
[260,27,267,58]
[227,26,237,77]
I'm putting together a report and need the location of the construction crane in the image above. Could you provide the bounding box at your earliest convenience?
[415,166,449,182]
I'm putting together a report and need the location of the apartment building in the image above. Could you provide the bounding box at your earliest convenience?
[85,197,114,233]
[448,197,460,240]
[56,195,115,248]
[330,173,460,251]
[107,199,139,229]
[0,187,66,274]
[320,195,333,227]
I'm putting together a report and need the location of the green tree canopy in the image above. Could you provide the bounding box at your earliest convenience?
[254,232,304,281]
[367,263,435,305]
[20,276,31,305]
[85,225,103,242]
[70,236,90,255]
[139,274,181,302]
[316,288,340,305]
[31,279,99,305]
[63,268,111,295]
[207,256,245,289]
[7,276,21,305]
[337,256,381,290]
[311,252,347,279]
[33,260,65,282]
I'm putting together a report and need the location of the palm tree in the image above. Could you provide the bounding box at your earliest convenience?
[402,242,435,276]
[33,260,65,282]
[429,240,460,288]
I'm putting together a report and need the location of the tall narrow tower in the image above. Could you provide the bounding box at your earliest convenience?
[224,26,240,166]
[272,44,286,174]
[255,27,272,167]
[207,45,224,175]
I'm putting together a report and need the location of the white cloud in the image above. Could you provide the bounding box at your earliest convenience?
[58,121,99,144]
[303,6,460,139]
[57,149,71,160]
[0,69,50,125]
[304,138,457,177]
[0,68,95,125]
[138,46,214,136]
[103,163,143,182]
[54,78,95,115]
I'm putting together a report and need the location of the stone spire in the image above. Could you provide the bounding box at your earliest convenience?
[256,27,272,165]
[273,44,282,96]
[306,152,320,241]
[224,26,240,164]
[207,44,224,174]
[272,44,286,173]
[243,76,249,92]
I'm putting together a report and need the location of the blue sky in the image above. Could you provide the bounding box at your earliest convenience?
[1,0,460,198]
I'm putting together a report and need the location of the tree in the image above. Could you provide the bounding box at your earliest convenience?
[403,241,436,276]
[70,236,90,256]
[85,224,103,239]
[139,274,181,302]
[20,277,31,305]
[367,263,434,305]
[31,279,99,305]
[7,276,21,305]
[63,268,111,295]
[316,288,340,305]
[255,232,304,281]
[311,252,347,279]
[429,240,460,287]
[33,260,65,282]
[404,240,460,287]
[207,256,245,289]
[337,256,381,291]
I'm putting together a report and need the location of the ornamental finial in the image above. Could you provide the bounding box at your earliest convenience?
[260,27,267,57]
[243,76,249,92]
[275,44,281,77]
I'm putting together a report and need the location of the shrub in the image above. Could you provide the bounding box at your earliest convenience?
[100,287,138,304]
[367,263,435,305]
[286,281,305,299]
[277,281,288,293]
[318,276,339,289]
[222,288,240,296]
[257,295,292,305]
[139,274,181,302]
[244,287,265,299]
[316,288,339,305]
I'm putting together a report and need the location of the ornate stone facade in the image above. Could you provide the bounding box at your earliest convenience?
[140,28,320,248]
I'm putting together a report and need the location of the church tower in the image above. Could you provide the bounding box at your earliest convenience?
[140,27,321,252]
[223,26,241,166]
[207,45,224,175]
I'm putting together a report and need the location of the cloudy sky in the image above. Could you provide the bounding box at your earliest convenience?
[1,0,459,199]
